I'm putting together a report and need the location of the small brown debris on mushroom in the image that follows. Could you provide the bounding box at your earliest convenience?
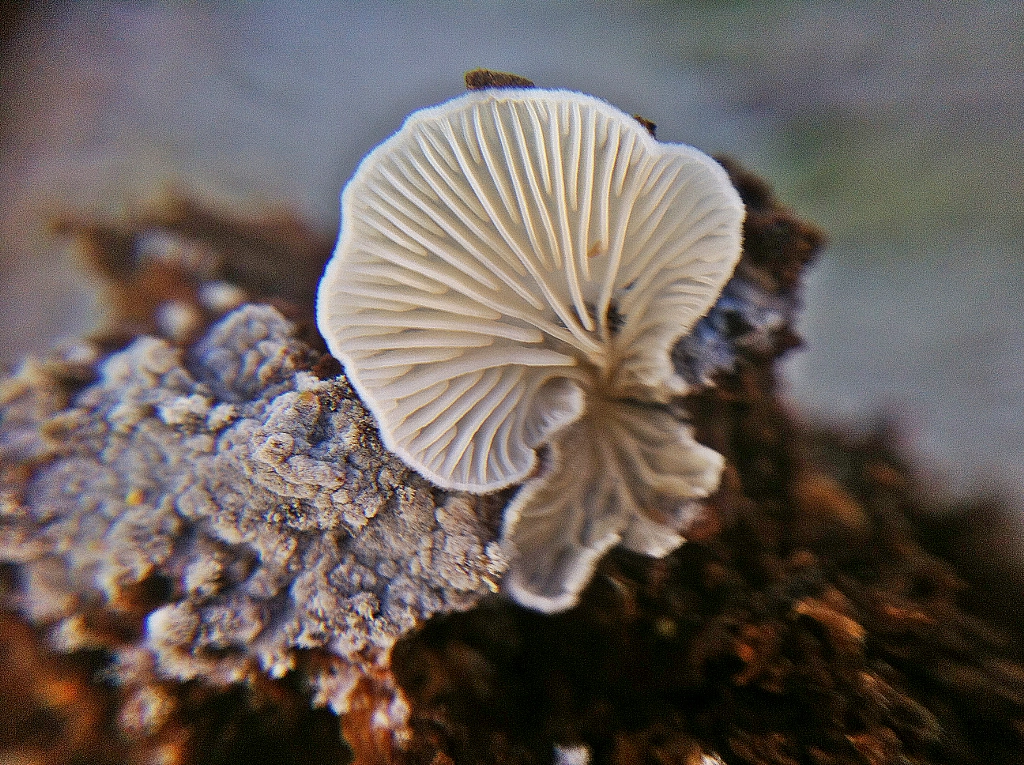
[464,68,536,90]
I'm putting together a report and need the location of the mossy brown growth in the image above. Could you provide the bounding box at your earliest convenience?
[388,164,1024,765]
[0,600,350,765]
[53,198,335,348]
[0,599,125,765]
[716,157,824,292]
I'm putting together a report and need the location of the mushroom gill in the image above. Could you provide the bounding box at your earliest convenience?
[316,87,744,612]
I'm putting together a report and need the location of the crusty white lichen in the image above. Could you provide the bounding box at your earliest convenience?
[0,304,506,715]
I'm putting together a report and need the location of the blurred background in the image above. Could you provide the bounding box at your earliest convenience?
[1,1,1021,507]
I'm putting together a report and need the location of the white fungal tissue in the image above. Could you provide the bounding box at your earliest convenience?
[317,88,745,612]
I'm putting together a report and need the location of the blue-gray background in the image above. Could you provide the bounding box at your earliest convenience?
[1,1,1021,510]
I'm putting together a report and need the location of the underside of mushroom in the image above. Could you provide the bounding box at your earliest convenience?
[317,87,745,612]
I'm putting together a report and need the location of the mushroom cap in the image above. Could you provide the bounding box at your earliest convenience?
[317,88,744,495]
[502,396,725,613]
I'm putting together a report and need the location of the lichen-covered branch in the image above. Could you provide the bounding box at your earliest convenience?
[1,304,506,726]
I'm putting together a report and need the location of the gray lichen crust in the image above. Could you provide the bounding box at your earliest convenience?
[0,304,505,714]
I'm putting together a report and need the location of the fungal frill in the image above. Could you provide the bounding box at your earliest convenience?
[317,87,744,612]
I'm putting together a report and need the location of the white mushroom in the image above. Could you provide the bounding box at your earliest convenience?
[317,88,744,612]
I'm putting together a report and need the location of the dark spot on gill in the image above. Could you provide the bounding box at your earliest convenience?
[606,300,625,335]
